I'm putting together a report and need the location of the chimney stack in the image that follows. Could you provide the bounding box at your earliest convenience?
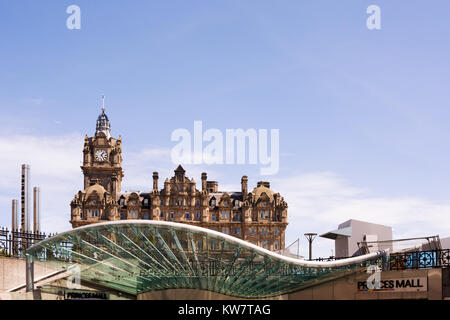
[33,187,40,234]
[153,172,159,190]
[21,164,30,232]
[11,199,18,231]
[241,176,248,200]
[201,172,207,192]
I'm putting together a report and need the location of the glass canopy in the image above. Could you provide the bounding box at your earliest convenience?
[26,221,385,298]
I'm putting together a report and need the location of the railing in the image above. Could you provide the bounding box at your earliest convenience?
[311,256,353,262]
[312,249,450,270]
[386,249,450,270]
[0,227,56,258]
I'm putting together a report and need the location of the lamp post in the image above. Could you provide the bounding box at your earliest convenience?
[304,233,317,261]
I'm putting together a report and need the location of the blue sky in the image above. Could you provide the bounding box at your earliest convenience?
[1,0,450,257]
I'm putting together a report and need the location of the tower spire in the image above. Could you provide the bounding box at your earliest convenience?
[96,96,111,138]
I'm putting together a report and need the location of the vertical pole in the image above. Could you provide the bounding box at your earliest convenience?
[309,242,312,261]
[26,254,34,293]
[304,233,317,261]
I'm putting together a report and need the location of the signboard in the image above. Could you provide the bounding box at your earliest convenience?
[357,277,427,292]
[64,290,110,300]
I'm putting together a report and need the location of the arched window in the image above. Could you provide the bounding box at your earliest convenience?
[210,198,216,207]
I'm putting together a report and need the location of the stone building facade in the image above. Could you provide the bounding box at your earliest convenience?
[70,107,288,251]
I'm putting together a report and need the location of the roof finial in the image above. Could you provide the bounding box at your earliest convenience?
[101,95,105,112]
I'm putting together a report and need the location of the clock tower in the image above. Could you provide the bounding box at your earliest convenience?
[81,104,123,200]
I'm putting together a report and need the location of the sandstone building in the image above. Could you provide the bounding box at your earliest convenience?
[70,107,288,251]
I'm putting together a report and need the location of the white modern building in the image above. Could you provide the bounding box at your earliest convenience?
[320,219,393,257]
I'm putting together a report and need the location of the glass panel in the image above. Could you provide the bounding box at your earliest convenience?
[26,221,385,298]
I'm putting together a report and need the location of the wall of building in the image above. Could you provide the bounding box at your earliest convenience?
[0,257,57,292]
[288,268,442,300]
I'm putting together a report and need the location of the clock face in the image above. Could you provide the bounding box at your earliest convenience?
[95,149,108,162]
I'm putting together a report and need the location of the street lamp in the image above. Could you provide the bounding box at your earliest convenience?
[304,233,317,261]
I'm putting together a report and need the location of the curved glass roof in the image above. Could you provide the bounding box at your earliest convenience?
[26,221,385,298]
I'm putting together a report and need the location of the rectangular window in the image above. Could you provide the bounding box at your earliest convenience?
[185,212,190,220]
[160,199,164,206]
[221,227,230,235]
[274,227,279,235]
[195,211,201,220]
[170,212,174,220]
[211,213,217,221]
[251,227,255,235]
[220,210,230,220]
[160,211,164,218]
[265,210,270,219]
[233,227,241,235]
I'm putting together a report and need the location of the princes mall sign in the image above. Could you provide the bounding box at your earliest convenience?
[358,277,428,292]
